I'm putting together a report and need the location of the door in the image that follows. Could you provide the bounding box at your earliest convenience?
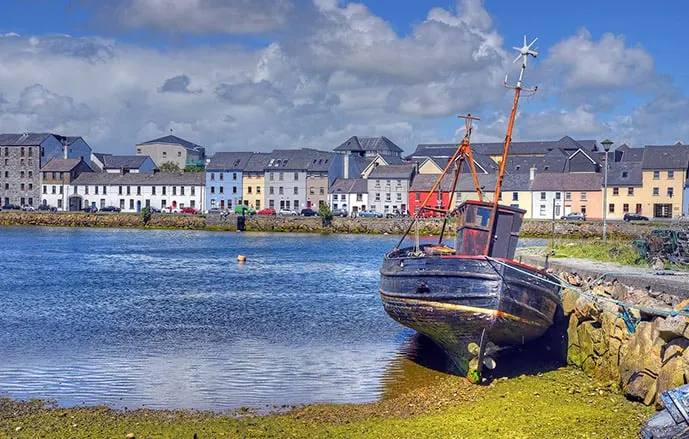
[136,200,141,212]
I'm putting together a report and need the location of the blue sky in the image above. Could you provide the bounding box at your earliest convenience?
[0,0,687,154]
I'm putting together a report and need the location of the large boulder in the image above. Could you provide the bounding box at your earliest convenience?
[654,316,688,343]
[655,356,685,408]
[561,288,579,315]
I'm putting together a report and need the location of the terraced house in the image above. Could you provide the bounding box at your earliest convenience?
[242,153,271,211]
[0,133,91,207]
[637,144,689,219]
[367,164,416,215]
[205,152,253,211]
[40,158,93,210]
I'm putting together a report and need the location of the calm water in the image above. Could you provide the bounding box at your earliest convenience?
[0,226,543,411]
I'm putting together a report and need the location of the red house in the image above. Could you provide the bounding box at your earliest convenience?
[408,174,456,217]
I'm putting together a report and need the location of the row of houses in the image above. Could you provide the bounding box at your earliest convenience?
[2,132,689,220]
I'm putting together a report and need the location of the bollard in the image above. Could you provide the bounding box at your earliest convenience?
[237,215,246,231]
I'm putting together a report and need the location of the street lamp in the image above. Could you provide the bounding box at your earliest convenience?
[601,139,613,243]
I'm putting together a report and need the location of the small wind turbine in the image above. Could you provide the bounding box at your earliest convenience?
[505,35,539,91]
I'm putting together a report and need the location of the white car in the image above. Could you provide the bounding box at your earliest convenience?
[21,205,35,211]
[279,208,298,216]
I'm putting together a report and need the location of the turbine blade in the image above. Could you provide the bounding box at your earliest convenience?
[528,37,538,49]
[512,46,521,52]
[523,35,527,46]
[513,53,522,63]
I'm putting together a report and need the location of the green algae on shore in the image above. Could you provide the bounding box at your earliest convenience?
[0,367,652,439]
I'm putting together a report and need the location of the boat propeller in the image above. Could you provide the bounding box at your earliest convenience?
[466,330,496,384]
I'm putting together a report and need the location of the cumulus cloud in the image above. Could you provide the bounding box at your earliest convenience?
[0,0,687,156]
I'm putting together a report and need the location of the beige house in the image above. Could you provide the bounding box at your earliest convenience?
[136,135,205,169]
[242,153,271,211]
[636,145,689,218]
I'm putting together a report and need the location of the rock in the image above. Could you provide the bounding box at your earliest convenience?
[625,371,656,403]
[574,296,600,320]
[561,288,579,315]
[567,314,583,367]
[655,356,685,407]
[619,322,659,385]
[126,434,136,439]
[652,258,665,271]
[654,316,687,342]
[610,283,631,301]
[577,321,605,368]
[662,338,689,364]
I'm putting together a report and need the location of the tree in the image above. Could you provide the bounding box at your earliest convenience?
[184,165,205,173]
[158,161,181,172]
[141,206,152,225]
[319,203,334,227]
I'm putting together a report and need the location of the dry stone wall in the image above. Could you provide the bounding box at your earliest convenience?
[557,271,689,408]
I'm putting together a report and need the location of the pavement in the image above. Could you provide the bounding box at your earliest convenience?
[519,254,689,299]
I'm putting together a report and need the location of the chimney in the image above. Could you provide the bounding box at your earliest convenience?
[62,137,68,159]
[530,165,536,181]
[343,152,349,179]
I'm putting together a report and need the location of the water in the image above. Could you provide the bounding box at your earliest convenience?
[0,226,545,411]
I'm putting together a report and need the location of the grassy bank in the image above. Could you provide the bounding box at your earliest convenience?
[0,366,652,439]
[550,240,642,265]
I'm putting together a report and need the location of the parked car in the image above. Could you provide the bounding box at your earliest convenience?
[181,207,198,214]
[2,203,20,210]
[300,208,318,217]
[21,205,35,211]
[81,206,98,213]
[234,205,257,215]
[561,212,585,221]
[359,210,383,218]
[100,206,121,212]
[258,207,276,215]
[624,213,649,222]
[279,208,298,216]
[331,208,348,217]
[38,204,58,212]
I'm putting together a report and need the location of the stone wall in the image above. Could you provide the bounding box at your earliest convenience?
[557,271,688,407]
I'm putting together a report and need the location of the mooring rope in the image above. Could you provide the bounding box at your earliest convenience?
[483,256,689,329]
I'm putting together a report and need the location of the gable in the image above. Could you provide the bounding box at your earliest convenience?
[418,158,443,174]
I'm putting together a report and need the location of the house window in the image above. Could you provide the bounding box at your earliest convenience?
[130,199,134,209]
[95,186,99,195]
[668,187,674,198]
[256,186,261,194]
[309,187,314,195]
[294,172,298,180]
[415,192,421,202]
[137,186,141,195]
[512,192,518,201]
[610,187,618,196]
[211,187,215,194]
[161,200,166,208]
[580,192,587,201]
[73,185,77,194]
[162,187,166,195]
[653,187,659,196]
[20,183,24,190]
[180,187,185,195]
[375,193,380,201]
[555,192,561,200]
[59,186,63,194]
[190,187,195,196]
[172,187,177,196]
[270,173,274,181]
[609,204,615,213]
[119,186,123,195]
[356,194,363,202]
[43,186,47,194]
[279,172,284,181]
[623,204,629,213]
[565,192,571,201]
[28,198,33,205]
[120,199,125,209]
[20,159,24,166]
[28,147,32,156]
[248,186,252,194]
[653,171,660,180]
[294,187,298,195]
[628,187,634,196]
[177,151,182,157]
[233,173,237,180]
[152,186,156,195]
[396,193,402,201]
[211,173,215,181]
[162,152,167,158]
[57,199,62,208]
[269,187,274,195]
[375,180,380,187]
[103,186,107,195]
[127,186,131,195]
[219,186,223,194]
[668,170,675,180]
[539,204,546,216]
[137,148,141,154]
[28,184,32,190]
[52,186,56,194]
[385,193,391,202]
[278,186,283,195]
[20,147,25,157]
[233,186,237,194]
[20,171,24,178]
[540,192,546,200]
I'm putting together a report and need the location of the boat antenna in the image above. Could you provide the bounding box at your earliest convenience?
[485,35,538,255]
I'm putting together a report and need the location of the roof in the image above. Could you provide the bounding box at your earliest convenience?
[263,149,333,172]
[367,164,416,179]
[530,172,603,191]
[501,173,534,192]
[0,133,53,146]
[101,155,152,170]
[137,135,205,152]
[334,136,403,154]
[409,174,456,192]
[329,178,368,194]
[607,162,643,186]
[243,153,272,173]
[620,147,644,163]
[40,158,88,172]
[641,145,689,170]
[206,152,254,170]
[72,172,205,186]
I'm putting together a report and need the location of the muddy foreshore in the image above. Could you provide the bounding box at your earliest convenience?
[0,210,664,239]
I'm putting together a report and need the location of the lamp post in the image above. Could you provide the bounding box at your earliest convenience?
[601,139,613,243]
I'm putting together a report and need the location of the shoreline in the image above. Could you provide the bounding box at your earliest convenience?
[0,211,663,239]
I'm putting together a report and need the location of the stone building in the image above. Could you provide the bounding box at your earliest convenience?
[135,135,206,169]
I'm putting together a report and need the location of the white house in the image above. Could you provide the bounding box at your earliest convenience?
[40,158,94,210]
[328,178,369,215]
[69,172,206,212]
[91,154,156,173]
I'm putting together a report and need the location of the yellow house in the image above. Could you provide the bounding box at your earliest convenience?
[242,153,271,211]
[603,161,643,220]
[636,145,689,219]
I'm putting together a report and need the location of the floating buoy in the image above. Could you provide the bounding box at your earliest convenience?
[237,255,246,262]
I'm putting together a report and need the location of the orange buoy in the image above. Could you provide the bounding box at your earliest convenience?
[237,255,246,262]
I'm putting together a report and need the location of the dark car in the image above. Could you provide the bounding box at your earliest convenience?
[81,206,98,213]
[331,208,348,217]
[624,213,649,222]
[300,208,318,217]
[2,203,20,210]
[100,206,121,212]
[38,204,58,212]
[561,212,585,221]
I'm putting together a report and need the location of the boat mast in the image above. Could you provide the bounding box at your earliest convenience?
[484,35,538,256]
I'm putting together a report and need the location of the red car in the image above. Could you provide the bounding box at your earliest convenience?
[257,207,276,215]
[181,207,198,214]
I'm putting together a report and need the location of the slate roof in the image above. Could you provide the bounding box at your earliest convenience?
[409,174,457,192]
[530,173,603,191]
[40,158,88,172]
[72,172,205,186]
[102,155,152,170]
[0,133,53,146]
[502,149,569,173]
[263,148,333,172]
[206,152,254,170]
[606,162,643,186]
[334,136,403,154]
[329,178,368,194]
[620,147,644,163]
[243,153,273,173]
[454,173,497,192]
[367,164,416,179]
[501,173,534,192]
[641,145,689,170]
[137,135,205,152]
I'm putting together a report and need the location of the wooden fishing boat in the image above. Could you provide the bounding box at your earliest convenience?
[379,36,562,381]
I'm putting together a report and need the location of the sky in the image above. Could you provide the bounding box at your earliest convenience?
[0,0,688,156]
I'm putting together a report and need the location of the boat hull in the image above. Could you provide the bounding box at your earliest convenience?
[379,247,561,375]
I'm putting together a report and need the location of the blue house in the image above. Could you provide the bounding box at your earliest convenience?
[205,152,253,211]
